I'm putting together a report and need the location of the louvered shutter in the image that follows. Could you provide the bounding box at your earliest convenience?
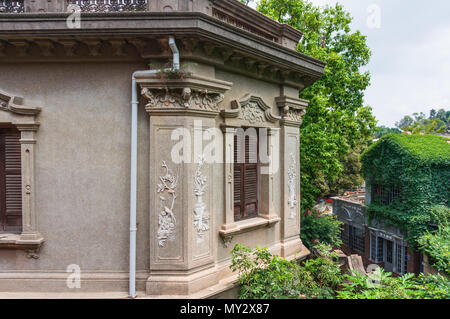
[233,135,243,220]
[243,134,258,218]
[0,129,22,232]
[233,132,259,221]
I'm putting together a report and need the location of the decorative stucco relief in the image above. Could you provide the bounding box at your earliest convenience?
[141,87,224,112]
[157,161,179,247]
[285,108,306,123]
[223,94,280,124]
[193,156,209,239]
[287,153,298,219]
[240,101,265,124]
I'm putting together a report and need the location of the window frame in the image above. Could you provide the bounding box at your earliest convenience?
[0,89,43,257]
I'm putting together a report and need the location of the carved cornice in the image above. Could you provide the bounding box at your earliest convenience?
[222,94,280,125]
[276,95,308,126]
[138,73,232,117]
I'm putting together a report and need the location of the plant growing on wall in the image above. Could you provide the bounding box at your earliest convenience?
[361,134,450,249]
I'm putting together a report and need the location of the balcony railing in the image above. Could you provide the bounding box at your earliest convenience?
[67,0,148,12]
[0,0,24,13]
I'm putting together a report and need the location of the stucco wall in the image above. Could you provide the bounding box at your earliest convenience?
[0,62,150,273]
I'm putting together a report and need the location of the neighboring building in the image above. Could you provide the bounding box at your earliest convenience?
[0,1,326,297]
[334,134,450,276]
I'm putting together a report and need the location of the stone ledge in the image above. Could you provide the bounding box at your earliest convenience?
[0,233,44,251]
[219,215,280,245]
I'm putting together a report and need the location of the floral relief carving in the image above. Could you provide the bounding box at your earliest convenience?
[141,87,224,112]
[285,108,306,123]
[157,161,179,247]
[193,156,209,239]
[287,153,298,219]
[240,101,265,124]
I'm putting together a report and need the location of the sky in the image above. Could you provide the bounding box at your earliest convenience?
[248,0,450,127]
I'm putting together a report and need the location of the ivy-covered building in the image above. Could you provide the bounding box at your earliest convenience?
[334,134,449,276]
[362,134,450,275]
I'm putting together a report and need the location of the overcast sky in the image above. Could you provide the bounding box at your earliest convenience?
[249,0,450,127]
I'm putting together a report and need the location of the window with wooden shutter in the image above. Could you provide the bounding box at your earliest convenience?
[234,130,259,221]
[0,127,22,233]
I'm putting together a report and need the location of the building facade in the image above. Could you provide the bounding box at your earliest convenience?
[0,0,325,297]
[333,195,418,276]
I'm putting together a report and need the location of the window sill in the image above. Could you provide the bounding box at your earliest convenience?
[0,233,44,256]
[219,215,280,246]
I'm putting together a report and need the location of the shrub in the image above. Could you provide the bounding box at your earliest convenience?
[418,223,450,275]
[413,274,450,299]
[230,244,342,299]
[337,268,417,299]
[300,209,343,250]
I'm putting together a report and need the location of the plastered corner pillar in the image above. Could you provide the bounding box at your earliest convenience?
[277,95,309,258]
[136,72,232,296]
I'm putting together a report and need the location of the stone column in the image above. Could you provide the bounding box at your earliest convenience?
[276,96,309,258]
[137,72,232,296]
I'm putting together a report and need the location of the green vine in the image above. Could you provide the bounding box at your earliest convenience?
[361,134,450,261]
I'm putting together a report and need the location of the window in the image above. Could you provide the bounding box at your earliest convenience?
[342,224,365,253]
[0,127,22,233]
[371,184,401,206]
[233,130,259,221]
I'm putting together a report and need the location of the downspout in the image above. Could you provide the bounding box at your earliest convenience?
[129,36,180,298]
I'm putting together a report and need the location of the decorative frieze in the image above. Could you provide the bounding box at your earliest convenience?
[157,161,179,247]
[193,156,209,238]
[141,87,225,112]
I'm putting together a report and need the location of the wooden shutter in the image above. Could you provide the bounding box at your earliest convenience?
[243,134,258,218]
[233,131,259,221]
[0,128,22,232]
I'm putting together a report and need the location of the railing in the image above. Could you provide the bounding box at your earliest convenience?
[67,0,147,12]
[0,0,24,13]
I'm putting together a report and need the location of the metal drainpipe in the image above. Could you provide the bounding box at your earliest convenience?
[129,37,180,299]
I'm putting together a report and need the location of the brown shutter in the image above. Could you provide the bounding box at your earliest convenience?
[233,135,243,220]
[243,134,258,218]
[233,131,259,221]
[0,128,22,232]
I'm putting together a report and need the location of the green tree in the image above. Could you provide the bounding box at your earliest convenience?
[374,126,401,138]
[396,109,449,133]
[257,0,376,210]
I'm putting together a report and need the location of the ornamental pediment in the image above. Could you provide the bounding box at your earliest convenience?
[221,94,280,125]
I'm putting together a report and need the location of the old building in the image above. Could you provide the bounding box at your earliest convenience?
[0,0,326,297]
[334,134,450,276]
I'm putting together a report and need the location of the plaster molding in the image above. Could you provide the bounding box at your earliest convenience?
[138,73,232,117]
[276,95,308,126]
[287,153,298,219]
[0,89,44,255]
[0,91,41,116]
[222,94,280,125]
[193,156,210,238]
[156,161,179,247]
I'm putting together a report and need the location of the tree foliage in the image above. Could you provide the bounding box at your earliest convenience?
[257,0,376,210]
[300,207,343,250]
[396,108,449,134]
